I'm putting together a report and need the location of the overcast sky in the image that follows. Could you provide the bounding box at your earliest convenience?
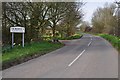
[82,0,116,24]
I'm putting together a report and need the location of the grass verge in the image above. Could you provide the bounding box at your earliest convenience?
[58,34,83,40]
[2,41,64,69]
[98,34,120,51]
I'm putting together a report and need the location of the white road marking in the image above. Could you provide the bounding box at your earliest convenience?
[68,49,86,67]
[91,37,92,40]
[90,36,92,40]
[68,35,92,67]
[94,36,100,38]
[88,41,92,46]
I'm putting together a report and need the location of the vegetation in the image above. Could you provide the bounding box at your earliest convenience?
[2,2,84,45]
[2,1,119,69]
[2,32,82,69]
[80,21,92,32]
[58,34,83,40]
[99,34,120,50]
[91,3,120,37]
[2,2,85,69]
[91,2,120,51]
[2,41,64,69]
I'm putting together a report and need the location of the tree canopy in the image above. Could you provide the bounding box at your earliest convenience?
[2,2,84,45]
[92,3,119,36]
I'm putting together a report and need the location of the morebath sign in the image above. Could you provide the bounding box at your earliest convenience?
[10,27,25,48]
[10,27,25,33]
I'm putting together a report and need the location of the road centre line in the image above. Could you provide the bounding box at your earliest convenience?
[88,41,92,46]
[68,35,92,67]
[68,49,86,67]
[91,37,92,40]
[90,36,92,40]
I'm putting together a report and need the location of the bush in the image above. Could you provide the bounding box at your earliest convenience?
[2,45,12,53]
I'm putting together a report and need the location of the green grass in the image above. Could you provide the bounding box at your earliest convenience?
[41,33,83,41]
[2,41,64,65]
[98,34,120,50]
[58,34,83,40]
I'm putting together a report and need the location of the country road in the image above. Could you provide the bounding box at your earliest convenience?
[2,34,118,78]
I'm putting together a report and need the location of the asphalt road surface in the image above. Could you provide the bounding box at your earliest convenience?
[2,34,118,78]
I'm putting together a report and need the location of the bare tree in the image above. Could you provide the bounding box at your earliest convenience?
[92,3,117,35]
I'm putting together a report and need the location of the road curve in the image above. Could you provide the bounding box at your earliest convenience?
[2,34,118,78]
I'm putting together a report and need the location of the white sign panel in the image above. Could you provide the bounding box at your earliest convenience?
[10,27,25,33]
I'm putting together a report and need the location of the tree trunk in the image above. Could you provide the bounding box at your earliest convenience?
[118,17,120,37]
[52,24,58,42]
[52,26,55,39]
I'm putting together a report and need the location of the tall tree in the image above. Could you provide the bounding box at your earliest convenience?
[2,2,84,45]
[47,2,67,40]
[92,3,118,36]
[61,2,84,37]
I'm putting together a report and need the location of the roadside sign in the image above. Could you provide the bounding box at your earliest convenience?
[10,27,25,33]
[10,27,25,48]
